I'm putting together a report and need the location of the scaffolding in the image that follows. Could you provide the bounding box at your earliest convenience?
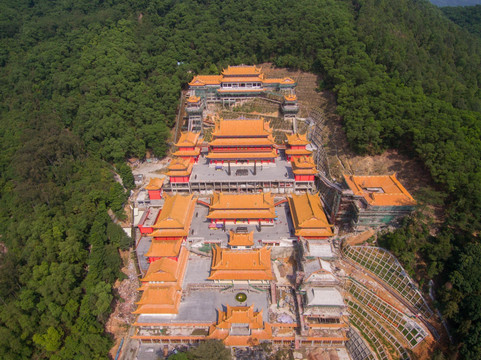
[307,107,331,178]
[346,279,427,348]
[348,299,410,360]
[346,327,378,360]
[343,245,433,318]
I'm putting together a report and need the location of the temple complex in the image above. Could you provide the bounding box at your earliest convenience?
[131,65,423,358]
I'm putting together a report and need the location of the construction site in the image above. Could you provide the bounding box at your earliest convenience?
[111,65,445,360]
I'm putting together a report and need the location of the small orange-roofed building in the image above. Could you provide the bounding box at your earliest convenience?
[140,246,188,286]
[166,158,193,183]
[341,174,416,230]
[207,305,273,346]
[133,285,182,315]
[228,231,254,249]
[149,193,197,239]
[208,245,273,284]
[189,65,296,105]
[172,132,201,163]
[281,94,299,119]
[285,133,312,160]
[144,238,183,263]
[207,118,277,165]
[207,192,276,225]
[288,193,334,239]
[291,156,317,182]
[145,177,164,200]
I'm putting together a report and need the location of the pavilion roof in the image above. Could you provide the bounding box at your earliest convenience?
[206,150,278,160]
[150,194,196,236]
[208,245,273,280]
[207,193,276,220]
[286,133,309,146]
[209,136,275,147]
[222,65,262,76]
[263,77,295,84]
[284,94,297,101]
[207,304,273,345]
[145,177,164,190]
[228,231,254,247]
[133,285,182,314]
[175,132,200,147]
[186,95,201,103]
[141,247,188,283]
[343,174,416,207]
[285,148,312,156]
[189,75,222,86]
[291,156,317,175]
[288,193,333,238]
[212,118,272,138]
[144,238,183,258]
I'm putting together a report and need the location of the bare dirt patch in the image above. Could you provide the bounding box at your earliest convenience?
[106,250,139,359]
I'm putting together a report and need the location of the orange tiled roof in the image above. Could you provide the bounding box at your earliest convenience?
[172,149,201,157]
[222,65,262,76]
[285,148,312,156]
[288,193,334,238]
[291,156,317,175]
[175,132,200,147]
[208,305,272,346]
[343,174,416,207]
[141,247,188,283]
[286,133,309,146]
[206,150,278,160]
[220,76,263,83]
[145,177,164,190]
[189,75,222,86]
[209,136,275,147]
[133,285,181,314]
[263,77,295,84]
[212,118,272,138]
[144,238,183,258]
[207,193,276,220]
[208,245,273,281]
[187,95,201,103]
[150,194,196,237]
[228,231,254,247]
[284,94,297,101]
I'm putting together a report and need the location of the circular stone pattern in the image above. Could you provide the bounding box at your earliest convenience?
[235,292,247,303]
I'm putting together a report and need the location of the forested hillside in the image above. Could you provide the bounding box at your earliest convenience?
[442,5,481,37]
[1,0,481,358]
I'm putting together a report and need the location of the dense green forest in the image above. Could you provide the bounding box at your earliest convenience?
[1,0,481,358]
[442,5,481,37]
[431,0,481,7]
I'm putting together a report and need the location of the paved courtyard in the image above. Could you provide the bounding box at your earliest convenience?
[188,202,296,244]
[138,288,270,324]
